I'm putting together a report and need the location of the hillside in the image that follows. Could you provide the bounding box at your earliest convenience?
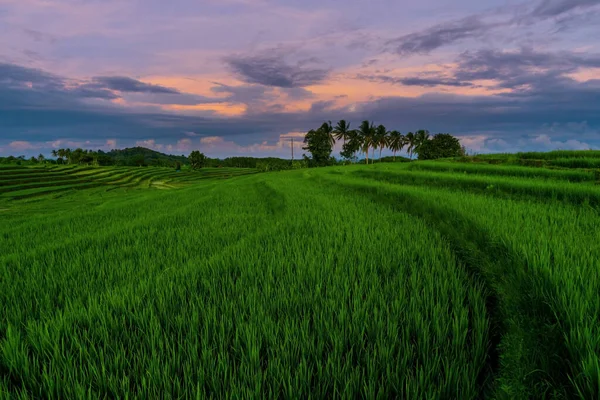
[105,147,189,167]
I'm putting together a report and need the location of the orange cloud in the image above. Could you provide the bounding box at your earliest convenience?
[162,103,247,116]
[566,68,600,82]
[141,75,241,98]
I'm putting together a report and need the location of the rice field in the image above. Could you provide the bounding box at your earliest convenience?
[1,161,599,398]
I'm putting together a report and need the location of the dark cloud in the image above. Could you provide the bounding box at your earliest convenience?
[365,48,600,92]
[530,0,600,18]
[453,48,600,89]
[308,100,336,113]
[224,53,329,88]
[0,63,63,89]
[87,76,180,94]
[385,0,600,56]
[0,63,227,110]
[121,92,222,106]
[355,73,472,87]
[210,82,271,104]
[0,63,119,106]
[386,16,496,56]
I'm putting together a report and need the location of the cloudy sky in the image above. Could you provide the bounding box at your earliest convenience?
[1,0,600,158]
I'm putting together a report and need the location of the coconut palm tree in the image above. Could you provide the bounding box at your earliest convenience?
[387,130,405,161]
[57,148,66,164]
[405,132,415,160]
[413,129,430,158]
[374,125,389,162]
[348,129,361,163]
[319,121,335,148]
[64,148,72,164]
[333,120,352,149]
[358,120,375,164]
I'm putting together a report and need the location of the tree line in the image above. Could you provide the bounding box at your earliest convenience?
[302,120,465,167]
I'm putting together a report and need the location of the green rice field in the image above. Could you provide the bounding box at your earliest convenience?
[1,160,599,398]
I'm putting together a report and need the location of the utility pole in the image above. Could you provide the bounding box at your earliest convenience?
[284,137,294,161]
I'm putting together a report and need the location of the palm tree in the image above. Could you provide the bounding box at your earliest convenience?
[57,148,66,164]
[374,125,389,162]
[319,121,335,148]
[358,120,375,164]
[64,148,72,164]
[405,132,415,160]
[333,120,352,148]
[51,150,58,158]
[387,130,405,161]
[413,129,430,158]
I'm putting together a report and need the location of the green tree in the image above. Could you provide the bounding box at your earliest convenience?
[319,121,335,148]
[64,148,72,164]
[132,154,146,167]
[417,133,463,160]
[189,150,207,169]
[303,127,333,166]
[413,130,430,157]
[374,125,389,162]
[37,153,45,163]
[333,120,352,152]
[340,129,361,162]
[405,132,415,160]
[56,149,66,164]
[387,130,406,161]
[358,120,375,164]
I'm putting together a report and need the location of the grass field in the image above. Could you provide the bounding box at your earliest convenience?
[1,161,599,398]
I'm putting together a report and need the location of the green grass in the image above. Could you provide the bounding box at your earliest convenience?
[1,161,599,398]
[517,150,600,160]
[548,158,600,169]
[408,161,597,182]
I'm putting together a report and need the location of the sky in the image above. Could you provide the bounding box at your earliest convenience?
[1,0,600,159]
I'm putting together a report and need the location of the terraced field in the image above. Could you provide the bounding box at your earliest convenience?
[0,165,257,201]
[1,160,599,398]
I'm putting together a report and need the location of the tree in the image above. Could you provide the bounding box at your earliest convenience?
[189,150,207,169]
[37,153,45,163]
[387,130,406,161]
[132,154,146,167]
[71,148,84,164]
[405,132,415,160]
[333,120,352,152]
[64,148,72,164]
[56,148,66,164]
[358,120,375,164]
[340,129,361,162]
[374,124,389,162]
[303,127,334,166]
[417,133,463,160]
[413,130,430,156]
[319,121,335,148]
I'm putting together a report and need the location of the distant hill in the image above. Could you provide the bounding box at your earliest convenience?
[0,146,292,168]
[104,147,189,167]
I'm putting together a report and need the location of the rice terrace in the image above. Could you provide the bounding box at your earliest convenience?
[2,141,600,399]
[3,0,600,397]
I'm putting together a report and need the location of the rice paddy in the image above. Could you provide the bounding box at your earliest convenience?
[1,160,599,398]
